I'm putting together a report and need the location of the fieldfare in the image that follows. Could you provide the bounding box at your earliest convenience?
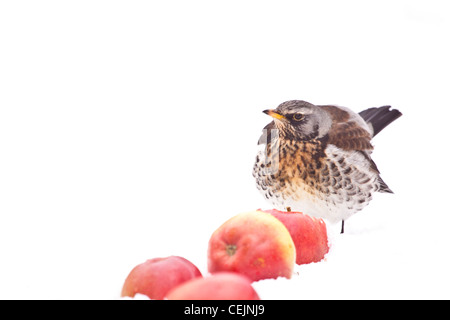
[253,100,402,233]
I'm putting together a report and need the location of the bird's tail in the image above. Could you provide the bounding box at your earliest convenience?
[359,106,402,137]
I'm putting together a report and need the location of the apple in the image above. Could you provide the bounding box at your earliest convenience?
[166,272,260,300]
[121,256,202,299]
[207,210,295,282]
[260,209,329,265]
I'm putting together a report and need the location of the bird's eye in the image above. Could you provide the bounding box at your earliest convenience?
[292,113,304,121]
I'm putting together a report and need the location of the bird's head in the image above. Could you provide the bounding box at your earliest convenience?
[263,100,332,141]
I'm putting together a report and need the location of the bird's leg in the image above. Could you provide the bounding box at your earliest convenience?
[286,206,291,212]
[340,220,345,234]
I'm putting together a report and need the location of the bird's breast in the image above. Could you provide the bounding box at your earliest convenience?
[278,139,326,184]
[255,139,327,200]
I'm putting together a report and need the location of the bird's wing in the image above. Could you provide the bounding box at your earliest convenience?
[320,104,394,193]
[319,105,374,151]
[327,121,374,151]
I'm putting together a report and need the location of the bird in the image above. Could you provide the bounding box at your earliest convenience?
[253,100,402,233]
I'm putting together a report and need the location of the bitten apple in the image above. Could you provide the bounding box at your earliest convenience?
[207,210,295,282]
[121,256,202,299]
[261,209,329,265]
[166,272,260,300]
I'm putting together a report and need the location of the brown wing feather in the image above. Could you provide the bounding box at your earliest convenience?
[320,105,350,122]
[320,105,393,193]
[320,105,373,151]
[328,121,373,151]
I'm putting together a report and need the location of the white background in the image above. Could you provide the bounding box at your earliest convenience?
[1,1,449,299]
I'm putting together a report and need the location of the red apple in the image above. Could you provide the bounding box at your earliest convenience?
[207,210,295,282]
[260,209,329,265]
[121,256,202,299]
[166,272,260,300]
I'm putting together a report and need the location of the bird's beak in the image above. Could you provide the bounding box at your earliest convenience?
[263,109,285,120]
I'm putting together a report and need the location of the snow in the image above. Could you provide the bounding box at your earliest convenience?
[1,1,450,299]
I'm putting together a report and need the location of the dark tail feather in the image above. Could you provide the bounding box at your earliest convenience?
[359,106,402,137]
[378,176,394,193]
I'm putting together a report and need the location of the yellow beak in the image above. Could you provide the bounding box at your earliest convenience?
[263,109,285,120]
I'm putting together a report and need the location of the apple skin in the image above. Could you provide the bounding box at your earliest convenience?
[121,256,202,299]
[166,272,260,300]
[207,210,295,282]
[261,209,329,265]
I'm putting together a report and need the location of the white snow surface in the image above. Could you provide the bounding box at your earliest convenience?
[1,1,450,299]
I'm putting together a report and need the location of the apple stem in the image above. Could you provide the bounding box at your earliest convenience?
[340,220,345,234]
[286,207,291,212]
[226,244,237,256]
